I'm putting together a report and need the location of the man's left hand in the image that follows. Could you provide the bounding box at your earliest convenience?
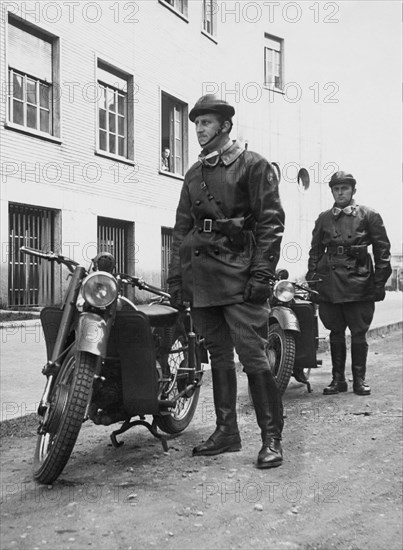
[243,277,272,304]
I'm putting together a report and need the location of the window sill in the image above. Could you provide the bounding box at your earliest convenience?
[201,30,218,44]
[4,122,62,144]
[159,169,184,181]
[158,0,189,22]
[95,149,136,166]
[262,85,285,95]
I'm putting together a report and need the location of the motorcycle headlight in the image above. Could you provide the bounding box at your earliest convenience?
[81,272,118,308]
[273,280,295,303]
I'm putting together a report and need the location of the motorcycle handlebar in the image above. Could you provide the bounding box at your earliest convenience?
[20,246,79,273]
[118,273,171,299]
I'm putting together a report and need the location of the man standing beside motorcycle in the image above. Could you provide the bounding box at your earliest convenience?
[306,171,391,396]
[167,94,285,469]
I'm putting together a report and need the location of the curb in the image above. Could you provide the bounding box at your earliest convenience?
[317,321,403,353]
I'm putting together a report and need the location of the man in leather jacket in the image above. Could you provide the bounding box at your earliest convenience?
[306,171,391,396]
[167,94,285,468]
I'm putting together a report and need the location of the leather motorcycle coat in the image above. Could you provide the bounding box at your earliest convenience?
[306,201,391,303]
[168,140,285,308]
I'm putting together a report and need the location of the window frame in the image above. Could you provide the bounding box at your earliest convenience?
[158,0,189,21]
[160,91,188,178]
[6,15,61,141]
[263,33,284,92]
[96,59,135,164]
[202,0,218,39]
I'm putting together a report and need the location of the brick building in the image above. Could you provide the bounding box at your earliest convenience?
[0,0,328,308]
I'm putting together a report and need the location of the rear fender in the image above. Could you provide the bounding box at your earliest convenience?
[76,312,108,356]
[270,306,300,333]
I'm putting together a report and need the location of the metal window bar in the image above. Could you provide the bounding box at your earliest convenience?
[161,228,173,290]
[98,219,128,273]
[8,205,54,307]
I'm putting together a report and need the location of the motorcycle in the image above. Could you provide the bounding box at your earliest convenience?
[266,269,322,394]
[20,246,207,485]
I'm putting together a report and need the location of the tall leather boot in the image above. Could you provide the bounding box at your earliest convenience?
[323,341,348,395]
[247,370,283,469]
[193,368,241,456]
[351,343,371,395]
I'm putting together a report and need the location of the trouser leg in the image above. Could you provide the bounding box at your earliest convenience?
[319,303,348,394]
[345,302,374,395]
[223,303,283,468]
[191,307,241,456]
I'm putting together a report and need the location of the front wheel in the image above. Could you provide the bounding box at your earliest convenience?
[33,350,96,484]
[155,327,202,434]
[266,323,296,395]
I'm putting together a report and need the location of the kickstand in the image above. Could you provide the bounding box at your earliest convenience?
[293,370,312,393]
[110,417,169,452]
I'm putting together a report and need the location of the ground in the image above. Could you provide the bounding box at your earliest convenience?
[1,330,402,550]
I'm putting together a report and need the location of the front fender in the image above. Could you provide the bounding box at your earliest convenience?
[270,306,300,333]
[76,312,108,356]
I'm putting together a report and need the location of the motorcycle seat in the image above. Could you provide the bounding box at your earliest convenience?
[136,303,179,327]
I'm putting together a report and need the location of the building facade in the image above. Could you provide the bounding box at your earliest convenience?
[0,0,328,308]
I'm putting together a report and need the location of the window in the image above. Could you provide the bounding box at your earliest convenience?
[264,34,283,90]
[161,93,188,176]
[160,0,188,17]
[7,17,60,137]
[161,227,173,290]
[8,203,56,306]
[203,0,217,36]
[98,217,133,273]
[97,61,134,160]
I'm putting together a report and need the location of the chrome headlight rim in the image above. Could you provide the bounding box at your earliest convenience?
[81,271,118,309]
[273,280,295,303]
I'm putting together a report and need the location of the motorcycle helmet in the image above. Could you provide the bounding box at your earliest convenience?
[328,171,356,188]
[189,94,235,122]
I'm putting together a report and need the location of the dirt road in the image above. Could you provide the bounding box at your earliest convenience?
[1,330,402,550]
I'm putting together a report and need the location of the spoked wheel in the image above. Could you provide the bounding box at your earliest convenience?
[266,323,296,395]
[33,350,96,484]
[156,327,202,434]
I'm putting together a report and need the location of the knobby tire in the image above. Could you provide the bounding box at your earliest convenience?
[33,351,96,484]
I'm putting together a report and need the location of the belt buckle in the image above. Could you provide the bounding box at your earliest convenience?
[203,219,212,232]
[337,246,344,255]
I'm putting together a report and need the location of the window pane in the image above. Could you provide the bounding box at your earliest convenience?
[26,78,37,104]
[109,112,116,133]
[27,104,37,128]
[99,108,106,129]
[99,130,107,150]
[107,88,116,112]
[13,99,24,124]
[13,72,23,99]
[109,134,116,154]
[39,83,50,108]
[40,109,49,132]
[117,93,125,115]
[118,137,125,157]
[98,85,106,109]
[118,115,125,135]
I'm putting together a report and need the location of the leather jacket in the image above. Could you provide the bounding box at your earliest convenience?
[167,140,285,307]
[306,201,391,303]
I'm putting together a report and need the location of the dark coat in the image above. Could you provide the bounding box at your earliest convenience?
[306,201,391,303]
[168,140,285,307]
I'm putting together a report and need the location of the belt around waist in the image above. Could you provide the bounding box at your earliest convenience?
[327,245,368,256]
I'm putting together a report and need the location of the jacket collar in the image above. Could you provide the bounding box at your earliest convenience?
[199,140,244,167]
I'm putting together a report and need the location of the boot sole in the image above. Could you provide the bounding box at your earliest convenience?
[353,390,371,395]
[257,459,283,469]
[323,385,348,395]
[193,444,242,457]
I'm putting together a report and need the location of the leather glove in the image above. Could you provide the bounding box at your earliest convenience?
[374,287,386,302]
[243,277,272,304]
[168,284,184,309]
